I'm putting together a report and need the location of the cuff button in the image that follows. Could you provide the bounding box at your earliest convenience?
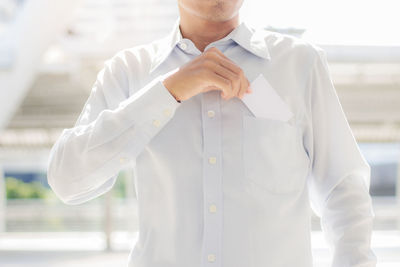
[163,108,171,116]
[153,119,161,127]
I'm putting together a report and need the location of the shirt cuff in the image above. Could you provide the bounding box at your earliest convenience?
[85,72,181,152]
[118,73,182,140]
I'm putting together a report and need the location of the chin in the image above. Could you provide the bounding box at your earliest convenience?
[180,0,242,22]
[202,12,234,22]
[199,6,239,22]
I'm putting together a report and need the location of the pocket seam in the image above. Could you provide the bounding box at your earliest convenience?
[242,114,304,194]
[243,114,297,130]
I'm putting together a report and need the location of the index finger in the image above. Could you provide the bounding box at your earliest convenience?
[210,48,251,97]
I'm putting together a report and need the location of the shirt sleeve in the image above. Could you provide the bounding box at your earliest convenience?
[304,47,377,266]
[47,53,181,205]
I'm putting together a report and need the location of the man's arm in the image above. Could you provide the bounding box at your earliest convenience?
[304,47,377,266]
[47,50,181,205]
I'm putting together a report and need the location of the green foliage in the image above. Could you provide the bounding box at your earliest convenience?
[5,177,48,199]
[113,171,127,198]
[4,171,129,200]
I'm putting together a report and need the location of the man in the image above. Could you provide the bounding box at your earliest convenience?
[47,0,377,266]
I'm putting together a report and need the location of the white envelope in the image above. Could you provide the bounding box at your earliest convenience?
[242,74,293,122]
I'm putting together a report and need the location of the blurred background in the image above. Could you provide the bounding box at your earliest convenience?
[0,0,399,266]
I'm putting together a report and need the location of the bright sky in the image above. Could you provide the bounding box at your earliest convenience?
[241,0,400,46]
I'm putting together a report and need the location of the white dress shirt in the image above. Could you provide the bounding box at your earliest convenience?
[47,17,377,267]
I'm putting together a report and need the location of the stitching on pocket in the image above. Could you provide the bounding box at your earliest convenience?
[242,115,306,194]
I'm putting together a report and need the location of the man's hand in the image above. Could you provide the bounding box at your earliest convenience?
[162,47,252,102]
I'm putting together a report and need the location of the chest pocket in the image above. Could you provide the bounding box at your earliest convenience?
[242,115,309,194]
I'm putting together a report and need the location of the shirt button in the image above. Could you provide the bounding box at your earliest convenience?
[153,119,161,127]
[209,204,217,213]
[207,254,216,262]
[208,156,216,164]
[207,110,215,118]
[179,42,188,50]
[163,108,171,116]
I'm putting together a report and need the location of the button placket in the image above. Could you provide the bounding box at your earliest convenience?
[201,92,223,267]
[209,204,217,213]
[208,156,217,164]
[207,254,216,262]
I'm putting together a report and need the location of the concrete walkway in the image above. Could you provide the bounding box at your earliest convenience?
[0,231,399,266]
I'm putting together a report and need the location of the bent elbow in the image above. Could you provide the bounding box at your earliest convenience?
[47,169,82,205]
[47,142,82,205]
[47,153,117,205]
[46,128,119,205]
[47,169,117,205]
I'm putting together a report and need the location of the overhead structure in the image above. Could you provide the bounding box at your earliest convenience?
[0,0,84,131]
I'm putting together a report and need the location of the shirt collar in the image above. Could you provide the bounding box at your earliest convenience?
[150,17,271,73]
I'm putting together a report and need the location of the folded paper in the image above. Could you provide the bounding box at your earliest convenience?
[242,73,293,121]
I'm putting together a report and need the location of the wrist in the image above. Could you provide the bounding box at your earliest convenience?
[163,77,181,103]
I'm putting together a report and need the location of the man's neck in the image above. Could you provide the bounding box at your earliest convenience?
[178,12,240,52]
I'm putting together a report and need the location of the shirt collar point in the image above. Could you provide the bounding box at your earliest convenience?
[152,17,272,73]
[234,21,272,61]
